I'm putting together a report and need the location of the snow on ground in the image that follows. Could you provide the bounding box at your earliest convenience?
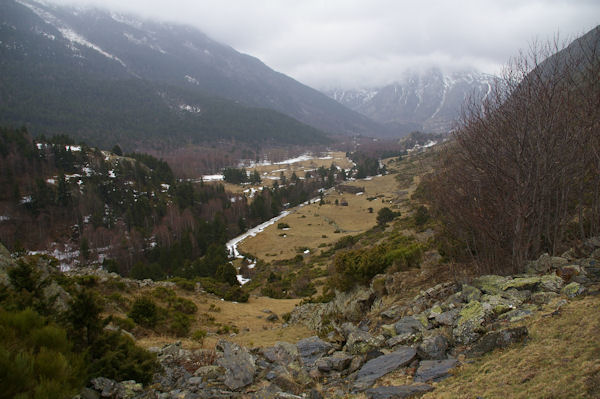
[236,274,250,285]
[202,174,224,182]
[46,178,56,184]
[275,153,313,165]
[0,215,10,222]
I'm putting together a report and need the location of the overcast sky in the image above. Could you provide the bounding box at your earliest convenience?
[49,0,599,89]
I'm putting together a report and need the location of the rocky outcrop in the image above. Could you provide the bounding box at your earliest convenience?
[354,347,417,390]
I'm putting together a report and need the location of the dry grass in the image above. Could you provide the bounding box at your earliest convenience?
[419,293,600,399]
[239,171,411,261]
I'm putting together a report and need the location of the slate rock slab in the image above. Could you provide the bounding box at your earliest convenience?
[414,359,458,382]
[467,326,528,357]
[365,384,434,399]
[216,340,256,390]
[354,347,417,390]
[297,336,333,368]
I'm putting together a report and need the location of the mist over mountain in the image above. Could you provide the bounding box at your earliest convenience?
[326,68,494,135]
[0,0,387,149]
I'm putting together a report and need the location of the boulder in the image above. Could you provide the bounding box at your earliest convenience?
[42,280,71,313]
[526,253,568,274]
[417,334,448,360]
[470,275,509,295]
[354,347,417,390]
[193,365,226,382]
[345,330,383,355]
[296,336,332,368]
[562,282,586,298]
[502,276,541,292]
[394,316,423,335]
[365,384,434,399]
[467,326,528,357]
[461,285,482,302]
[216,340,256,390]
[480,294,515,316]
[539,274,564,293]
[381,305,404,321]
[497,307,534,323]
[414,359,458,382]
[453,301,490,344]
[434,309,460,327]
[315,352,353,372]
[262,342,299,366]
[530,291,558,305]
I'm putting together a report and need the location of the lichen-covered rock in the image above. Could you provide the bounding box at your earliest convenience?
[345,330,383,355]
[471,275,509,295]
[502,276,541,291]
[497,306,535,323]
[480,294,515,316]
[530,291,558,305]
[461,284,482,302]
[42,280,71,313]
[453,301,490,344]
[539,274,564,293]
[381,323,396,338]
[427,304,443,319]
[417,334,448,360]
[216,340,256,390]
[562,282,586,298]
[526,253,569,274]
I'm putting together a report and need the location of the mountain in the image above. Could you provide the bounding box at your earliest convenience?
[326,68,494,135]
[0,0,386,149]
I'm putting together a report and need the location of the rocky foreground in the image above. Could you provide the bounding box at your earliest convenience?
[77,238,600,399]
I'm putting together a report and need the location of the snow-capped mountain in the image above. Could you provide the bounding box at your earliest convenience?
[327,69,494,134]
[0,0,387,148]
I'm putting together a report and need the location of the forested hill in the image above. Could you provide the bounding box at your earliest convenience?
[0,0,387,149]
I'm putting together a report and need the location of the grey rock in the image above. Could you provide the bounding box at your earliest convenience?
[461,284,481,302]
[434,309,459,326]
[470,275,509,295]
[296,336,333,368]
[345,330,383,355]
[386,332,419,348]
[266,313,279,322]
[216,340,256,390]
[90,377,118,397]
[530,291,558,305]
[42,280,71,313]
[452,301,491,344]
[365,384,434,399]
[394,316,423,335]
[381,305,404,321]
[315,352,353,372]
[262,342,299,365]
[417,335,448,360]
[80,387,100,399]
[562,282,586,298]
[193,365,225,381]
[497,308,534,323]
[414,359,458,382]
[467,326,528,357]
[354,347,417,390]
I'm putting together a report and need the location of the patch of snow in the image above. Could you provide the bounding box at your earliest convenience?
[202,174,224,182]
[275,153,313,165]
[108,170,116,178]
[236,274,250,285]
[161,183,170,190]
[0,215,10,222]
[356,192,364,196]
[179,104,201,113]
[82,167,93,176]
[184,75,199,85]
[20,196,32,204]
[66,145,81,151]
[303,249,310,254]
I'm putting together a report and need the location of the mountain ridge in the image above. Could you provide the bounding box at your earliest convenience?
[326,68,494,134]
[0,0,388,149]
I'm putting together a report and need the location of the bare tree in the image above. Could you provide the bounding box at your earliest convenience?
[430,29,600,274]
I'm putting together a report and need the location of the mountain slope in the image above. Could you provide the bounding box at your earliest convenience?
[0,0,386,148]
[327,68,493,134]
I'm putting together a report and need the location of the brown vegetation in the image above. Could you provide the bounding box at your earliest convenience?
[428,34,600,274]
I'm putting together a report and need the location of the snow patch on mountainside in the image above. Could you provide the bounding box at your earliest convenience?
[17,0,127,66]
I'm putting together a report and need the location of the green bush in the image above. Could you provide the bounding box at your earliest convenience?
[414,205,430,226]
[192,329,207,344]
[384,243,424,270]
[333,235,357,250]
[128,297,158,328]
[224,286,249,302]
[88,331,159,384]
[277,222,290,229]
[171,297,197,315]
[169,312,192,337]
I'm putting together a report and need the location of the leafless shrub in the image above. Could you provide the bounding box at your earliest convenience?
[430,29,600,274]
